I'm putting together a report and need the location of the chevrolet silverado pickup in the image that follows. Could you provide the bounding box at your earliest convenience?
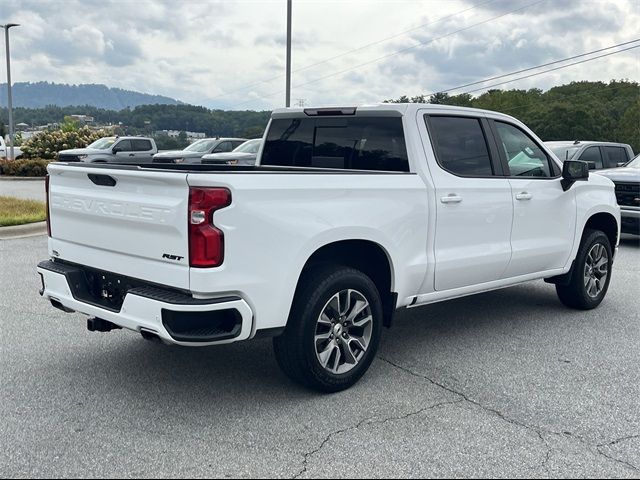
[38,104,620,392]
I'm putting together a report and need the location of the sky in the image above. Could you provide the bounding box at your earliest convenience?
[1,0,639,110]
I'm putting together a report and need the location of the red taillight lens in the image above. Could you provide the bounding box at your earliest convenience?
[188,187,231,268]
[45,174,51,237]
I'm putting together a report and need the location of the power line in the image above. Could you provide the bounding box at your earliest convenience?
[208,0,499,102]
[233,0,547,108]
[457,44,640,95]
[428,39,640,96]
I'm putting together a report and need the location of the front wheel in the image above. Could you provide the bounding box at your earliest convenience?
[273,265,383,393]
[556,229,613,310]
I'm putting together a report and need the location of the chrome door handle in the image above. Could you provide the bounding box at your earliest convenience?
[128,154,135,157]
[515,192,533,201]
[441,194,463,204]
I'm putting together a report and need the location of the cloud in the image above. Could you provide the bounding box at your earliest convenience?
[0,0,637,110]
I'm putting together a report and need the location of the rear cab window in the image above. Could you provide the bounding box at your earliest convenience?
[132,139,153,151]
[426,116,494,177]
[603,146,629,168]
[261,116,409,172]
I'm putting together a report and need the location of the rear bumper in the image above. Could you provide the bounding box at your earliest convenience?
[37,260,254,346]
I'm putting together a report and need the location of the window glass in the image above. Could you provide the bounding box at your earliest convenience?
[578,146,604,169]
[604,146,628,168]
[428,116,493,176]
[262,117,409,172]
[132,139,152,151]
[114,139,132,152]
[495,122,551,177]
[214,141,233,153]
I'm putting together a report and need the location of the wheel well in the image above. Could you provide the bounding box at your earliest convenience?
[584,212,618,248]
[299,240,397,327]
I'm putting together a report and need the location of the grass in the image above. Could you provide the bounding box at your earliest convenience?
[0,196,47,227]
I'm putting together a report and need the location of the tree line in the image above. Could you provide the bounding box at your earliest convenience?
[386,80,639,152]
[1,80,638,152]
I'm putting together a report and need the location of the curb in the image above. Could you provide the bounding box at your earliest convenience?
[0,176,46,182]
[0,221,47,240]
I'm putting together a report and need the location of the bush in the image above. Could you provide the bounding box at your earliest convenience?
[20,126,113,159]
[0,158,51,177]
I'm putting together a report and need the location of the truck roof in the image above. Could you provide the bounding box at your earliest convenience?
[271,103,523,124]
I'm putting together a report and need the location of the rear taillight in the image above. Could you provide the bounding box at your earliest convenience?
[188,187,231,268]
[45,174,51,237]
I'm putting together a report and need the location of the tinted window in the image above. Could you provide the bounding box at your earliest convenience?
[604,146,628,168]
[114,139,132,152]
[428,116,493,176]
[262,117,409,172]
[495,122,551,177]
[232,141,245,149]
[213,141,233,153]
[132,139,152,151]
[579,146,604,169]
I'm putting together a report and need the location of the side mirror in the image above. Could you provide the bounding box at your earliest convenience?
[617,162,627,167]
[561,160,589,191]
[112,147,120,154]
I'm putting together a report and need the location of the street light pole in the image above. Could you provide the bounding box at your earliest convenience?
[2,23,19,160]
[285,0,292,107]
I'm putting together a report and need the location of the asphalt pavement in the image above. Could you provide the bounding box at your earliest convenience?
[1,234,639,478]
[0,178,46,202]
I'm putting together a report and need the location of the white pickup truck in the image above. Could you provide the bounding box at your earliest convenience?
[38,104,620,392]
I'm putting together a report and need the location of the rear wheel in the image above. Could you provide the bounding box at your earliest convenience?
[556,229,613,310]
[273,265,383,392]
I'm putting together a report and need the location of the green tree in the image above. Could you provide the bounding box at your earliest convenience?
[61,115,80,132]
[618,100,640,153]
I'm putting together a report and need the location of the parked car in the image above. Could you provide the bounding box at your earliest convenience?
[39,104,620,392]
[152,138,248,164]
[595,154,640,235]
[0,136,23,159]
[545,141,634,170]
[57,136,158,163]
[201,138,262,165]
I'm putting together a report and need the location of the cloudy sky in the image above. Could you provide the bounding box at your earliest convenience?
[2,0,639,110]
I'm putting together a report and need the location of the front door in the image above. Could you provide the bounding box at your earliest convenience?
[423,114,514,291]
[490,120,576,277]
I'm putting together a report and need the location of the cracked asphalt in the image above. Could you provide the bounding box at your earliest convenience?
[1,234,639,478]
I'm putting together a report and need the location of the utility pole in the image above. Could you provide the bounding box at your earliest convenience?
[1,23,19,160]
[285,0,292,107]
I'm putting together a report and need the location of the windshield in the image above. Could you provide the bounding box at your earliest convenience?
[88,137,117,150]
[233,139,261,154]
[184,139,217,153]
[548,145,580,161]
[626,154,640,168]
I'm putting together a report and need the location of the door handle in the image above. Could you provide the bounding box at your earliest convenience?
[515,192,533,201]
[128,153,135,157]
[440,194,463,204]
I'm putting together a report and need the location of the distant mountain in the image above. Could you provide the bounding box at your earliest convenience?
[0,82,183,109]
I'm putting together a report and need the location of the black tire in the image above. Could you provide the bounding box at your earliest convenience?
[556,229,613,310]
[273,265,383,393]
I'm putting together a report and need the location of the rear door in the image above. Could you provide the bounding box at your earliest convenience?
[422,114,513,291]
[131,139,155,162]
[47,164,191,289]
[489,120,576,277]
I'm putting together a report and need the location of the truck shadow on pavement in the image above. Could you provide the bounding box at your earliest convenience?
[53,280,575,404]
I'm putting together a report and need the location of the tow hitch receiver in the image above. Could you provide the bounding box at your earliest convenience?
[87,317,122,333]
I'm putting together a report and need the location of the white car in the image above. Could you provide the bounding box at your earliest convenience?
[201,138,262,165]
[546,141,634,170]
[0,136,22,159]
[38,104,620,392]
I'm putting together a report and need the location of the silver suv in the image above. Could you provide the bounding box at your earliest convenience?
[545,141,635,170]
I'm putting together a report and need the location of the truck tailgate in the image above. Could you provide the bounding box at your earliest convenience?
[47,163,190,290]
